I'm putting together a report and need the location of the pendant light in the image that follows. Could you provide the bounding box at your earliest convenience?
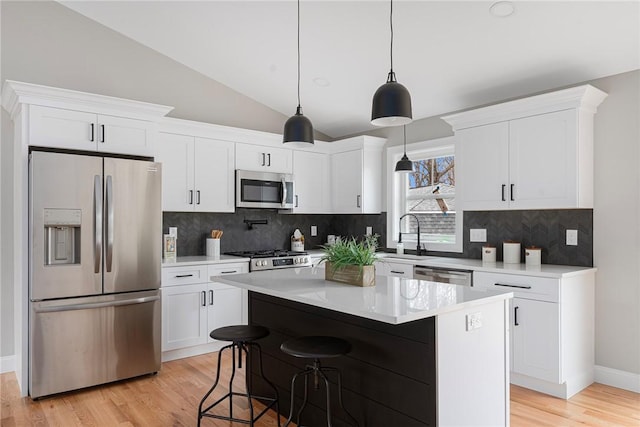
[371,0,412,127]
[283,0,314,145]
[395,125,414,172]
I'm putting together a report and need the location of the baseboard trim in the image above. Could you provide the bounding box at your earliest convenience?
[0,355,16,374]
[594,365,640,393]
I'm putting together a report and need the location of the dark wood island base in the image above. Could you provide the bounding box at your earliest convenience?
[248,291,437,427]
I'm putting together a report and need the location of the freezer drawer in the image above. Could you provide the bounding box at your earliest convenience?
[29,290,161,398]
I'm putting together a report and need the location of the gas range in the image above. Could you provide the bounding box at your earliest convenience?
[226,249,312,272]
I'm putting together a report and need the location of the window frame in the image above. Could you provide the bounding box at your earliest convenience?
[386,136,463,253]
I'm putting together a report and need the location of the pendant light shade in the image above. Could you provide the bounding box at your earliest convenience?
[283,0,314,145]
[395,125,414,173]
[372,0,413,127]
[283,106,314,144]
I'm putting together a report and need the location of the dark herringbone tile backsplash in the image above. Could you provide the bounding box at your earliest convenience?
[164,209,592,267]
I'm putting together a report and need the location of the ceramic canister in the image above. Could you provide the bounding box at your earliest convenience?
[482,245,496,263]
[503,241,521,264]
[525,247,542,266]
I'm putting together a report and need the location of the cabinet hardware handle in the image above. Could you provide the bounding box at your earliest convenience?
[201,291,206,307]
[100,124,105,143]
[221,270,237,274]
[209,290,214,305]
[510,184,515,201]
[196,190,201,205]
[261,153,266,166]
[175,274,194,278]
[90,123,95,142]
[94,175,102,274]
[357,195,361,208]
[295,195,299,207]
[494,283,532,289]
[501,184,506,201]
[189,190,193,205]
[390,270,405,274]
[267,153,271,166]
[514,306,520,326]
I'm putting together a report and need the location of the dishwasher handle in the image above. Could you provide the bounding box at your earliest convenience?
[413,266,472,286]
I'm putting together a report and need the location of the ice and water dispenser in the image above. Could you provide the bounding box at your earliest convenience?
[43,208,82,265]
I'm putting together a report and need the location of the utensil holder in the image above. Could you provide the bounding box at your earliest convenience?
[206,238,220,258]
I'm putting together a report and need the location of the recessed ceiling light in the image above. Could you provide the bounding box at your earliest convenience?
[313,77,330,87]
[490,1,515,18]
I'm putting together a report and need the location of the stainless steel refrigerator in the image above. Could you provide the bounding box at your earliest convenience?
[29,151,162,398]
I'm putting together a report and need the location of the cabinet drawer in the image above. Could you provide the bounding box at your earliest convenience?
[208,263,249,278]
[377,261,413,278]
[474,272,559,302]
[162,265,208,286]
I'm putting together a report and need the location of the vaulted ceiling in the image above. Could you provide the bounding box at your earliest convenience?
[59,1,640,139]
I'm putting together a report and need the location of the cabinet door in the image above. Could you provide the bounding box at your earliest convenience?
[236,143,293,174]
[456,122,509,210]
[97,114,153,156]
[193,138,235,212]
[155,133,195,211]
[509,109,577,209]
[207,283,245,343]
[331,150,363,213]
[161,284,208,351]
[511,297,560,383]
[29,105,97,151]
[292,151,330,213]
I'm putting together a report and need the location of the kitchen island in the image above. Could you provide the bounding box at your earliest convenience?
[217,267,513,427]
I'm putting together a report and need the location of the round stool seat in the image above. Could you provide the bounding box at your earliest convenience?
[209,325,269,342]
[281,336,351,359]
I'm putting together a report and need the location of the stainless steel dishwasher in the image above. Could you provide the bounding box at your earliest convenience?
[413,266,473,286]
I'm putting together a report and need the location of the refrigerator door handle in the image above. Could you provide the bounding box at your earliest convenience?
[106,175,114,272]
[94,175,103,274]
[34,295,160,313]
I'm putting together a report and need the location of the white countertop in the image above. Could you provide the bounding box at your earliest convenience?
[216,267,512,325]
[377,253,596,278]
[162,255,250,267]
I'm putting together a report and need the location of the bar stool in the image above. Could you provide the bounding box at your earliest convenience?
[280,336,359,427]
[198,325,280,427]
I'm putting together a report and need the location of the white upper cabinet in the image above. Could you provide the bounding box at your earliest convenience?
[291,150,331,213]
[443,85,607,211]
[156,127,235,213]
[2,81,172,157]
[236,143,293,174]
[330,136,385,214]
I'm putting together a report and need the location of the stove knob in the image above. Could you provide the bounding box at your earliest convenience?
[261,260,267,267]
[254,260,261,267]
[303,257,309,263]
[294,258,299,264]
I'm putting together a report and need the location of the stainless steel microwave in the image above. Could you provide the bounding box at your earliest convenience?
[236,170,294,209]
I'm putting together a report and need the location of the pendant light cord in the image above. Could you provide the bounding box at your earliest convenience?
[403,124,407,152]
[390,0,394,73]
[297,0,301,109]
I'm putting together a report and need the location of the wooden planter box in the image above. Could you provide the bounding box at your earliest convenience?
[325,262,375,287]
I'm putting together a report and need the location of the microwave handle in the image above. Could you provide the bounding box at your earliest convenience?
[281,177,287,207]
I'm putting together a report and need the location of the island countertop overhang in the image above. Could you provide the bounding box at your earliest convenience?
[215,267,513,325]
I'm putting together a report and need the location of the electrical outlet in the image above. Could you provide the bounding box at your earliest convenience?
[169,227,178,238]
[470,229,487,242]
[366,226,373,236]
[310,225,317,236]
[466,312,483,331]
[566,229,578,246]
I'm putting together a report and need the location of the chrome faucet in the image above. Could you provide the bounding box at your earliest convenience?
[399,213,422,256]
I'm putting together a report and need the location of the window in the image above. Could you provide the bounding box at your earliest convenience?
[387,137,462,253]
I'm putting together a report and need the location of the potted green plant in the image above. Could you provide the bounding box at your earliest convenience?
[320,235,379,287]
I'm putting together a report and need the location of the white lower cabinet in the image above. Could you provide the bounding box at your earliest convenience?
[474,270,595,398]
[161,262,248,361]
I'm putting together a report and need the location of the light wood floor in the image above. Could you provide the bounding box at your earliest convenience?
[2,352,638,426]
